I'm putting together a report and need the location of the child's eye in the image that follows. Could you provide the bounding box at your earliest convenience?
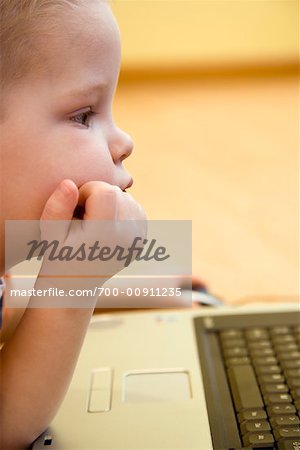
[69,109,95,127]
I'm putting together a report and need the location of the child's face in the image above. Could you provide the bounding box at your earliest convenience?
[1,0,133,221]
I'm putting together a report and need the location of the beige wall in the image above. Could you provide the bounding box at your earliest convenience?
[112,0,298,70]
[110,1,299,302]
[114,75,299,302]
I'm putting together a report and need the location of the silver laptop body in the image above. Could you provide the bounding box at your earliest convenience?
[32,303,299,450]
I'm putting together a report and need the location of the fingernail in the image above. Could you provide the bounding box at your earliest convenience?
[59,179,74,196]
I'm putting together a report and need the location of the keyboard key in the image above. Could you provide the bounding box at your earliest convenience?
[285,369,300,378]
[270,415,300,428]
[255,365,281,375]
[276,343,299,353]
[287,378,300,389]
[294,400,300,411]
[261,383,289,394]
[253,356,278,366]
[220,329,243,339]
[279,352,300,361]
[270,326,291,336]
[227,365,264,412]
[282,360,300,370]
[264,393,292,405]
[259,374,285,384]
[243,431,275,447]
[241,420,271,435]
[272,335,296,345]
[248,341,272,350]
[251,348,275,357]
[267,404,296,415]
[245,328,269,341]
[274,427,300,440]
[223,347,248,358]
[291,389,300,400]
[238,409,267,423]
[221,338,246,348]
[225,356,250,366]
[278,439,300,450]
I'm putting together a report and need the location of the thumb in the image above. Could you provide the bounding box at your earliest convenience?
[41,179,79,221]
[39,180,79,273]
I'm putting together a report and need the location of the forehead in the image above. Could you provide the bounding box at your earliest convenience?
[37,0,121,88]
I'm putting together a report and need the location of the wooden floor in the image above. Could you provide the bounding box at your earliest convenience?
[114,74,299,304]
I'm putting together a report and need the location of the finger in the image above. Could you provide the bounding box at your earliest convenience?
[41,179,79,221]
[40,180,79,242]
[78,181,118,220]
[116,191,147,221]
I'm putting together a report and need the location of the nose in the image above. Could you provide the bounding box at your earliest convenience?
[109,128,133,164]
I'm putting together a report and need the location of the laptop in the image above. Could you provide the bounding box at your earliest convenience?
[32,301,300,450]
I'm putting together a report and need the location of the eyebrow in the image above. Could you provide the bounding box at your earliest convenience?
[62,83,107,101]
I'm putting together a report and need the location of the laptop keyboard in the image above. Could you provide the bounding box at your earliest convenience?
[194,311,300,450]
[220,325,300,449]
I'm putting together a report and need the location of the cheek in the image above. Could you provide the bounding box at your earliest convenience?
[1,125,51,220]
[2,126,115,220]
[54,131,116,187]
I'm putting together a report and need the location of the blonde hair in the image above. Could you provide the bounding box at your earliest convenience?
[0,0,85,93]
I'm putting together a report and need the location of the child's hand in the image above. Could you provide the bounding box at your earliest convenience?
[36,179,147,301]
[77,181,146,221]
[41,179,146,223]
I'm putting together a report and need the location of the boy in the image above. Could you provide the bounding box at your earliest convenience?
[0,0,146,448]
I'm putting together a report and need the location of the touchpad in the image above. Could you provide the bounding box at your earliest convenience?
[123,370,192,403]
